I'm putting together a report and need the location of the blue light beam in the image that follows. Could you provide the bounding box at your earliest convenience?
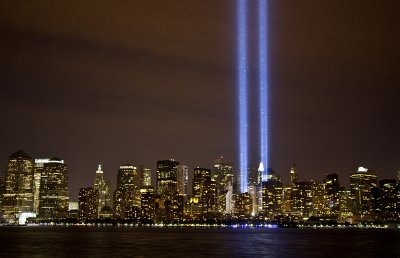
[237,0,248,193]
[259,0,269,181]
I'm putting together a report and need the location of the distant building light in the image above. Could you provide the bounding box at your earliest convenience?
[120,165,135,169]
[35,159,51,163]
[358,167,368,172]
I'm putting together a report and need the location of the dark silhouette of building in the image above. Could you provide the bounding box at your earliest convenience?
[78,187,98,221]
[378,179,397,221]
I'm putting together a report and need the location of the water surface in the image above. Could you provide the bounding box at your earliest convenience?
[0,227,398,257]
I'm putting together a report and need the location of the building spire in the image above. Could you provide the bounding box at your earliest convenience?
[97,164,103,173]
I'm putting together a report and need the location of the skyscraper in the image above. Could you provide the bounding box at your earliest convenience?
[140,165,152,187]
[290,163,298,185]
[39,157,69,220]
[93,164,112,217]
[312,181,328,217]
[2,150,34,224]
[78,187,99,221]
[378,179,397,221]
[157,160,179,196]
[212,156,235,214]
[349,167,378,222]
[140,186,155,220]
[326,174,340,217]
[33,159,51,214]
[193,167,217,217]
[262,170,283,218]
[114,164,140,220]
[292,181,314,220]
[176,164,188,197]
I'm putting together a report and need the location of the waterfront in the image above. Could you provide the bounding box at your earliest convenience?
[0,227,399,257]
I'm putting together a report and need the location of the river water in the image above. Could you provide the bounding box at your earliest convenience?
[0,227,398,257]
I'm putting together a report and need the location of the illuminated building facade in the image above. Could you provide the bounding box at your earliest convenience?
[337,188,353,223]
[212,157,235,214]
[290,164,298,185]
[262,170,283,218]
[292,181,314,220]
[378,179,397,221]
[39,158,69,220]
[234,192,252,219]
[33,159,50,214]
[93,164,112,217]
[140,165,152,187]
[2,150,34,224]
[157,160,179,196]
[192,167,216,218]
[326,174,340,216]
[114,164,140,219]
[78,187,98,221]
[350,167,378,221]
[176,164,188,197]
[140,186,155,220]
[68,201,79,219]
[99,206,114,219]
[311,182,328,217]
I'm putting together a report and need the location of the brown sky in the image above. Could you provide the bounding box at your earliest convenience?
[0,0,399,198]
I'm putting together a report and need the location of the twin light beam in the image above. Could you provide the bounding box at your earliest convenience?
[238,0,269,193]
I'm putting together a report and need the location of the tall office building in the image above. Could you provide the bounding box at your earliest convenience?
[39,157,69,220]
[378,179,397,221]
[140,186,155,220]
[78,187,99,221]
[312,181,328,217]
[33,159,51,214]
[338,188,353,223]
[234,192,252,219]
[212,157,235,214]
[2,150,34,224]
[262,170,283,218]
[192,167,217,217]
[140,165,152,187]
[193,168,211,198]
[157,160,179,196]
[93,164,112,217]
[114,164,140,219]
[325,174,340,216]
[292,181,314,219]
[290,163,298,185]
[176,165,188,197]
[349,167,377,221]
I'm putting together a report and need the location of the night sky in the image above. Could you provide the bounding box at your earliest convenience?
[1,1,399,199]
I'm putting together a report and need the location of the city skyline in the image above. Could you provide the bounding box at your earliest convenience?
[1,149,399,201]
[1,1,399,199]
[2,149,399,225]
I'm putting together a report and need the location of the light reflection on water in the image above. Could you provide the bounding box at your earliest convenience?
[0,227,399,257]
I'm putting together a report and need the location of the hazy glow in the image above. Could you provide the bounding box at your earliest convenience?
[259,0,269,181]
[18,212,36,225]
[237,0,248,193]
